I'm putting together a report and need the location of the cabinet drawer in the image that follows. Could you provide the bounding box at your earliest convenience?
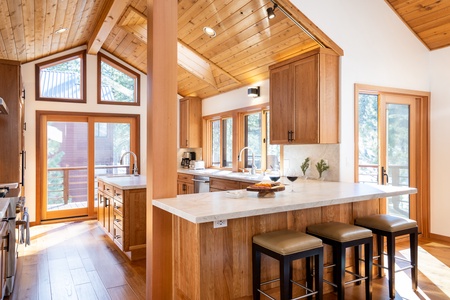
[113,226,123,249]
[113,199,123,215]
[103,183,114,196]
[210,178,240,190]
[113,187,123,200]
[177,173,194,183]
[113,213,123,230]
[98,181,105,192]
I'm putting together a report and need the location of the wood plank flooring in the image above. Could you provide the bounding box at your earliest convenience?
[6,221,450,299]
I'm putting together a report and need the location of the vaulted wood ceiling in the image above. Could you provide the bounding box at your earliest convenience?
[0,0,447,99]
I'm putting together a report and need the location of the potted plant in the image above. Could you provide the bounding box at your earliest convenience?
[300,157,310,179]
[315,159,329,180]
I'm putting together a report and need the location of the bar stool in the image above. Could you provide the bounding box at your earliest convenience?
[252,230,324,300]
[355,214,418,299]
[306,222,373,300]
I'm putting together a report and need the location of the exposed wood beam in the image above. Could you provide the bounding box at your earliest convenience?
[118,7,241,91]
[87,0,130,55]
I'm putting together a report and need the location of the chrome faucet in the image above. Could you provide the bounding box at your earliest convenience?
[120,151,139,176]
[238,146,257,175]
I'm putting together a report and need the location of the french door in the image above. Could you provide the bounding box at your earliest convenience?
[356,85,429,229]
[38,113,138,221]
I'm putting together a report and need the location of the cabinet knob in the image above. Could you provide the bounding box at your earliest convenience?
[114,218,121,223]
[114,235,121,239]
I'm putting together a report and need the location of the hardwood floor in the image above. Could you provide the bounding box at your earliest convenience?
[7,221,450,300]
[7,221,146,300]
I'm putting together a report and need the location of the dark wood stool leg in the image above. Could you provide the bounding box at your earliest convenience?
[336,244,346,300]
[410,230,418,291]
[316,249,324,300]
[280,256,290,300]
[252,245,261,300]
[365,241,373,300]
[377,234,383,278]
[387,234,396,299]
[354,245,361,285]
[306,256,313,299]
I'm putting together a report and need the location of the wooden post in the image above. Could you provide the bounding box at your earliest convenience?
[146,0,178,299]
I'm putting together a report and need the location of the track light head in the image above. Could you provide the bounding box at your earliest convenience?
[267,3,278,19]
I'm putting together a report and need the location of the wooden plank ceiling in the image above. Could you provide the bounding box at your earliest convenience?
[3,0,446,99]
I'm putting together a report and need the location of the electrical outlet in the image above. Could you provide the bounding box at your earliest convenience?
[213,219,227,228]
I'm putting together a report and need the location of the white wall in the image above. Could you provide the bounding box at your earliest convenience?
[22,46,147,222]
[429,48,450,237]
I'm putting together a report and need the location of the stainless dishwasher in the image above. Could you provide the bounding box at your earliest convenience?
[192,175,210,193]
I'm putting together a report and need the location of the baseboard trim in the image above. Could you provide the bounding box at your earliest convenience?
[429,233,450,243]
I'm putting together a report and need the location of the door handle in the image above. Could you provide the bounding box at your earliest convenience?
[381,166,389,185]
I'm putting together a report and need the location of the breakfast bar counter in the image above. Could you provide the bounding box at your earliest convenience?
[152,181,417,299]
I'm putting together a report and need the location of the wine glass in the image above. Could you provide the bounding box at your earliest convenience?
[269,170,280,183]
[286,168,299,192]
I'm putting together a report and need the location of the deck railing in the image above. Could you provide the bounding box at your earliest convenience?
[47,165,128,207]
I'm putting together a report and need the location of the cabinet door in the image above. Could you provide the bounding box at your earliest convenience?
[179,99,189,148]
[270,64,294,144]
[98,192,105,228]
[292,55,319,144]
[179,97,202,148]
[177,182,194,195]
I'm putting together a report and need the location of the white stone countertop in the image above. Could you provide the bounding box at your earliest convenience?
[0,198,10,219]
[153,180,417,224]
[97,175,147,190]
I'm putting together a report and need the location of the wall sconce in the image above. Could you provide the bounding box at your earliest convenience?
[267,3,278,19]
[247,86,260,98]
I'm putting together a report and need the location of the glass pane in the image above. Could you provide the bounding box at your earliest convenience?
[386,104,410,218]
[211,120,220,167]
[358,93,379,183]
[47,122,88,211]
[244,113,262,169]
[40,57,81,99]
[94,123,131,206]
[100,61,136,103]
[266,111,280,171]
[222,118,233,167]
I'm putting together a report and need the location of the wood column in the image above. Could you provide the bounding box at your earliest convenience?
[146,0,178,299]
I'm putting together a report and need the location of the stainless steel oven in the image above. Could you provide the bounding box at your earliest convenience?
[192,176,210,193]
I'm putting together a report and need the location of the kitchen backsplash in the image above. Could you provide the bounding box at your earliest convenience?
[283,144,340,181]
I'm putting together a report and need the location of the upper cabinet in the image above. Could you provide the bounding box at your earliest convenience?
[179,96,202,148]
[269,48,339,144]
[0,59,25,193]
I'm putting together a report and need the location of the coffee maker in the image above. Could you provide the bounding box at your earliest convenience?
[181,151,196,168]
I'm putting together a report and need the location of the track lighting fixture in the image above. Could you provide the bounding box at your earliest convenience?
[267,3,278,19]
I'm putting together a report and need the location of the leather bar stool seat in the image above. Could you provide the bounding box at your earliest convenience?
[355,214,418,299]
[307,222,373,300]
[252,230,324,300]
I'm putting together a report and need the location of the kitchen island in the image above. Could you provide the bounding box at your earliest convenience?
[153,180,417,299]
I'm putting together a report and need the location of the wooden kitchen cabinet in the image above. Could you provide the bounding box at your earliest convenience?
[0,59,25,196]
[97,179,146,261]
[179,96,202,148]
[209,178,241,191]
[177,173,194,195]
[0,221,8,299]
[269,48,339,144]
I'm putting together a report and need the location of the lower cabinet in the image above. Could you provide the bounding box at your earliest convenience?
[209,178,241,191]
[177,173,194,195]
[0,221,8,299]
[97,180,146,261]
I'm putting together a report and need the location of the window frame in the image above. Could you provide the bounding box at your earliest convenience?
[204,104,282,172]
[35,50,87,103]
[97,53,140,106]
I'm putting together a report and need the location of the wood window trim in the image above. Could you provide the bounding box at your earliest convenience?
[353,83,430,238]
[35,50,87,103]
[35,110,140,225]
[97,52,141,106]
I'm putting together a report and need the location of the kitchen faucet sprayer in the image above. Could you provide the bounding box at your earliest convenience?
[120,151,139,176]
[238,147,257,175]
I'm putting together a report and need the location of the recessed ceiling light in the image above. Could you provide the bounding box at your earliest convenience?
[203,26,216,38]
[54,28,67,34]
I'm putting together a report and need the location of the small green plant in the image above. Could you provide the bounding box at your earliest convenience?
[315,159,330,179]
[300,157,310,176]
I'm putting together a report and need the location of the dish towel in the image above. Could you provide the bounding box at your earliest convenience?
[18,207,30,246]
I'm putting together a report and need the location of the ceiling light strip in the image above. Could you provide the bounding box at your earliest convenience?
[270,0,326,48]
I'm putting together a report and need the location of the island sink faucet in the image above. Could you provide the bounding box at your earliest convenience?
[238,146,257,175]
[120,151,139,176]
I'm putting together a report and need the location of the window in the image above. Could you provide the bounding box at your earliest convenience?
[35,51,86,102]
[98,53,140,105]
[205,107,281,172]
[210,117,233,168]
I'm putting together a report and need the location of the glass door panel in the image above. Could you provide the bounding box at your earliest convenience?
[45,120,89,219]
